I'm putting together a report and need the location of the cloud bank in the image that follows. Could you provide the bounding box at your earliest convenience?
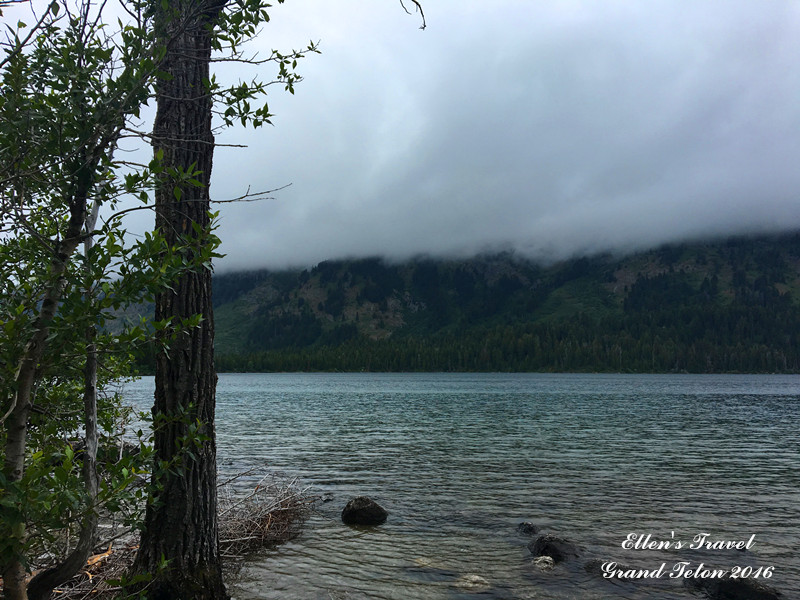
[193,0,800,270]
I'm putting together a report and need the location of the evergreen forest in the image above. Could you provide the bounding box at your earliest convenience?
[132,233,800,373]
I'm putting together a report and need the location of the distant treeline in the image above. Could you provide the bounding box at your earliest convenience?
[215,313,799,374]
[131,235,800,373]
[134,233,800,374]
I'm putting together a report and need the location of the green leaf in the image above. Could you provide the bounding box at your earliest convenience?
[54,467,68,484]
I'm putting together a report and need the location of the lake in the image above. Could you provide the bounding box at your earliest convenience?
[122,373,800,599]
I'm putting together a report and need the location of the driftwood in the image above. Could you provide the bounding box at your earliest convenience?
[218,472,315,561]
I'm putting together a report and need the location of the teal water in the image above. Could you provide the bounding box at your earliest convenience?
[123,373,800,599]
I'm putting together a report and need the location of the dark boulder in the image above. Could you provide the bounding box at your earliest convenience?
[528,534,580,563]
[684,574,783,600]
[341,496,388,526]
[517,522,539,536]
[585,558,638,581]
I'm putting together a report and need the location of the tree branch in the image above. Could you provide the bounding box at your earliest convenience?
[399,0,426,30]
[0,2,58,71]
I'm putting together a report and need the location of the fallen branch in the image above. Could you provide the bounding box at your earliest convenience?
[218,473,315,561]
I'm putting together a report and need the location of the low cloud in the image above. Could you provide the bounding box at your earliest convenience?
[198,0,800,271]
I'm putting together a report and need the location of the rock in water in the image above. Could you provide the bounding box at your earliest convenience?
[584,558,637,581]
[517,522,540,536]
[532,556,555,571]
[684,573,784,600]
[454,574,490,590]
[528,534,581,563]
[341,496,388,525]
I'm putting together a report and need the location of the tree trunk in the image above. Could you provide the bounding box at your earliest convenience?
[132,2,228,598]
[1,199,86,600]
[26,335,99,600]
[27,203,102,600]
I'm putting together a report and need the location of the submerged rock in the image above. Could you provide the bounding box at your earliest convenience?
[517,522,540,536]
[584,558,639,581]
[684,573,783,600]
[341,496,388,526]
[454,574,490,590]
[532,556,555,571]
[405,558,458,583]
[528,534,581,563]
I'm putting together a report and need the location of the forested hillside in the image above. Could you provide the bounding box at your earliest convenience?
[193,233,800,373]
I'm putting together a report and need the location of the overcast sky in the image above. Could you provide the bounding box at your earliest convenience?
[131,1,800,271]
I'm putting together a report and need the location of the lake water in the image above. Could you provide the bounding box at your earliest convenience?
[123,373,800,599]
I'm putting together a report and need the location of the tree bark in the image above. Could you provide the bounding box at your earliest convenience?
[132,2,228,598]
[26,335,99,600]
[2,170,89,600]
[27,203,102,600]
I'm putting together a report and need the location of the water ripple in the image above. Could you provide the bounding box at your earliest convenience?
[123,373,800,599]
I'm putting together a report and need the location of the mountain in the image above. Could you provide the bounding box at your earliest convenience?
[201,233,800,373]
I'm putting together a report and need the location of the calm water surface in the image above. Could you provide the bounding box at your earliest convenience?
[123,373,800,599]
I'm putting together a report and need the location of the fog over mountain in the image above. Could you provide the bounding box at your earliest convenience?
[127,1,800,271]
